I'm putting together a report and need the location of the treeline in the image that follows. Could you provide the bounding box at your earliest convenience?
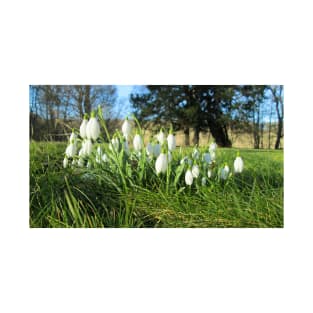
[130,85,283,149]
[30,85,118,141]
[29,85,283,149]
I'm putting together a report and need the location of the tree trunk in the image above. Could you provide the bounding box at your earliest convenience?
[193,126,200,145]
[208,122,231,147]
[84,85,91,114]
[275,118,283,149]
[183,127,190,146]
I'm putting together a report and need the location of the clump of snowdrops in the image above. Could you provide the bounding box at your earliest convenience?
[63,107,244,192]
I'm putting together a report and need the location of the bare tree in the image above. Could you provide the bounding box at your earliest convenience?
[269,85,284,149]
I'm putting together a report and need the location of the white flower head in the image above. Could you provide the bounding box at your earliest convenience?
[86,112,100,141]
[185,169,194,186]
[146,142,154,157]
[155,152,168,174]
[110,137,120,152]
[203,153,211,164]
[191,164,200,178]
[192,148,200,160]
[122,117,132,139]
[167,133,176,151]
[79,114,88,139]
[210,151,216,161]
[69,130,77,144]
[153,143,161,157]
[102,153,108,162]
[157,128,166,145]
[220,164,230,180]
[63,157,68,168]
[209,142,217,153]
[234,155,244,173]
[207,169,212,178]
[65,143,77,158]
[133,133,143,152]
[201,177,207,186]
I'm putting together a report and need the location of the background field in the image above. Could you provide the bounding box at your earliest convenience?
[30,141,283,228]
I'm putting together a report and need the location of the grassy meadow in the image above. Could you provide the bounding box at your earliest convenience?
[29,141,283,228]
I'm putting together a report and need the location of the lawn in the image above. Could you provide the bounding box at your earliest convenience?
[29,141,283,228]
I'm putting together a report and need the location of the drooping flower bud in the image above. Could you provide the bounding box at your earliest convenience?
[69,130,77,144]
[209,142,217,154]
[167,133,176,151]
[133,133,143,152]
[185,169,194,186]
[86,112,100,141]
[202,153,211,164]
[192,147,200,160]
[220,164,230,180]
[121,117,132,139]
[201,177,207,186]
[63,156,68,168]
[80,114,88,139]
[155,152,168,174]
[207,169,212,178]
[110,137,120,152]
[153,143,161,157]
[65,142,77,158]
[157,128,165,145]
[234,155,244,173]
[146,142,154,157]
[191,164,200,178]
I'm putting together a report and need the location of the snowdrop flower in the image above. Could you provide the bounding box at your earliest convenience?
[78,157,85,167]
[110,137,120,152]
[201,177,207,186]
[210,151,216,161]
[121,117,132,139]
[220,164,230,180]
[102,153,108,162]
[133,132,143,152]
[157,128,166,145]
[209,142,217,153]
[202,153,211,164]
[192,164,200,178]
[86,112,100,141]
[69,130,77,144]
[79,114,88,139]
[192,147,200,160]
[155,152,168,174]
[63,156,68,168]
[180,156,188,165]
[207,169,212,178]
[83,139,93,156]
[153,143,161,157]
[146,142,154,157]
[185,169,194,186]
[234,155,244,173]
[167,131,176,151]
[65,142,77,158]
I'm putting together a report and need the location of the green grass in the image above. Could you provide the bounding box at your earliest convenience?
[29,141,283,228]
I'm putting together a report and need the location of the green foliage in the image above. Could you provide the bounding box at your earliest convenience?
[30,142,283,228]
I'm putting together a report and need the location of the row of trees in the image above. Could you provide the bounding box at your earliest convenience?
[29,85,283,149]
[30,85,119,140]
[130,85,284,149]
